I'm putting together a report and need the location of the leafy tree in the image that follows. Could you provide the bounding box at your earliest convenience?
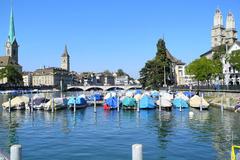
[116,69,125,76]
[0,65,23,85]
[212,45,225,79]
[186,57,219,86]
[228,50,240,71]
[103,70,111,75]
[139,39,173,90]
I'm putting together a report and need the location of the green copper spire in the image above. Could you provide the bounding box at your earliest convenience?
[8,7,16,44]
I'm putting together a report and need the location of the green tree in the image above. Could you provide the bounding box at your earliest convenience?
[228,50,240,71]
[139,39,173,90]
[116,69,125,76]
[186,57,219,86]
[212,45,225,79]
[0,65,23,85]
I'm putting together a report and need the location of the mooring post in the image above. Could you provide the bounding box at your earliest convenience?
[10,144,22,160]
[200,93,203,112]
[180,105,182,112]
[137,100,140,112]
[8,98,11,113]
[132,144,143,160]
[117,96,120,112]
[159,94,161,112]
[51,97,54,112]
[74,97,76,113]
[30,97,33,112]
[94,97,97,113]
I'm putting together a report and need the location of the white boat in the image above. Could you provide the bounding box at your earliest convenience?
[31,94,50,110]
[189,95,209,109]
[2,96,29,110]
[156,98,172,108]
[43,98,68,111]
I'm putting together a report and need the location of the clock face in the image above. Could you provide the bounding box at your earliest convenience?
[6,43,11,48]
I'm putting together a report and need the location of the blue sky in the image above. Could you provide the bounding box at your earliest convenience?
[0,0,240,78]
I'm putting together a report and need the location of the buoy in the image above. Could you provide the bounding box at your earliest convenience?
[189,111,194,118]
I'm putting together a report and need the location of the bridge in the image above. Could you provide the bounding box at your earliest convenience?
[67,85,142,91]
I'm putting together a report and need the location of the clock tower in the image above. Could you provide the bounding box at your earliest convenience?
[5,7,18,64]
[61,45,70,72]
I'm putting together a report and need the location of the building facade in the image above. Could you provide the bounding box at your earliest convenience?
[22,72,33,86]
[32,67,73,89]
[115,75,129,85]
[222,42,240,85]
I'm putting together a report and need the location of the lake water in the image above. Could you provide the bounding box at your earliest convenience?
[0,92,240,160]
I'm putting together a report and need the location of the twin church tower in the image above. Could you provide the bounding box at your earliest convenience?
[211,9,237,48]
[3,6,70,72]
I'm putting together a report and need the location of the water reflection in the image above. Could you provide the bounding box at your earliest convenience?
[156,111,175,150]
[1,92,240,159]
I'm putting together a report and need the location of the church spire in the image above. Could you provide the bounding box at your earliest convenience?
[226,11,235,30]
[62,45,69,57]
[61,45,70,72]
[8,6,16,44]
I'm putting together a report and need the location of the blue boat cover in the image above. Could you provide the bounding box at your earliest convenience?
[105,97,118,108]
[183,91,194,98]
[140,95,156,109]
[172,98,189,108]
[89,93,103,101]
[122,97,137,107]
[68,96,87,105]
[135,90,142,95]
[151,91,159,97]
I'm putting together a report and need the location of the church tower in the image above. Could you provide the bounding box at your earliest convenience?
[5,7,19,64]
[61,45,70,72]
[211,8,225,48]
[225,12,237,45]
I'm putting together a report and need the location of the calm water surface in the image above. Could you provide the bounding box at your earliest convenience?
[0,92,240,160]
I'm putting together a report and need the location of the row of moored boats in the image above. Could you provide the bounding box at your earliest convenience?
[1,90,209,111]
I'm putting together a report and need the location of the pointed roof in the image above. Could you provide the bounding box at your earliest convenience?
[8,7,16,44]
[61,45,69,57]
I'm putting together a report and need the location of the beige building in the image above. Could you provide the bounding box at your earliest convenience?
[32,67,72,89]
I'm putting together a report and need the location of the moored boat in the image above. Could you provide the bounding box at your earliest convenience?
[139,95,156,109]
[68,96,88,109]
[156,98,172,110]
[104,97,118,110]
[122,97,137,110]
[172,98,189,108]
[189,95,209,109]
[30,94,49,110]
[2,96,29,110]
[43,98,68,111]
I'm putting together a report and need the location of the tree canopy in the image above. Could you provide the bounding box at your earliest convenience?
[186,57,220,84]
[229,50,240,71]
[0,65,23,85]
[116,69,126,76]
[139,39,174,90]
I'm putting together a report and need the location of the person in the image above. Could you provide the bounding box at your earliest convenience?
[234,98,240,112]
